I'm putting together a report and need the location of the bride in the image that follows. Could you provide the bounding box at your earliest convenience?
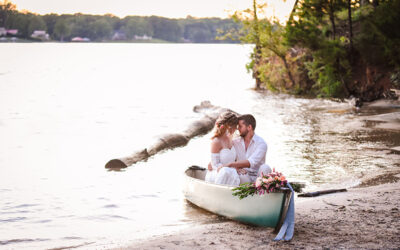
[205,111,241,186]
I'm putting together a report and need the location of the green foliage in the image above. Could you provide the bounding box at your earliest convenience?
[149,16,182,42]
[354,0,400,67]
[225,2,297,90]
[6,12,28,36]
[232,183,257,200]
[284,0,353,98]
[90,18,113,40]
[43,14,59,37]
[53,18,71,41]
[27,15,47,35]
[122,17,153,39]
[302,39,349,97]
[0,0,16,27]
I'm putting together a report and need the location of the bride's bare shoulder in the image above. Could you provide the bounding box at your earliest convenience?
[211,137,222,153]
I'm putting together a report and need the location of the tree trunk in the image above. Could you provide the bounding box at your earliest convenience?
[288,0,299,23]
[281,55,296,88]
[328,10,336,39]
[372,0,379,8]
[253,0,262,89]
[348,0,353,59]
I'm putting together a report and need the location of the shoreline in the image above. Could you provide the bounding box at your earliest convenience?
[117,173,400,249]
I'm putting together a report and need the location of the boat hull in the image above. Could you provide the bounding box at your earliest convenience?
[183,168,291,228]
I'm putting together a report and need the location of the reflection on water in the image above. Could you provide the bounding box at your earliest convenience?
[182,199,228,225]
[0,44,399,249]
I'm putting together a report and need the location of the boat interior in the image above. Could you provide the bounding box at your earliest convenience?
[186,166,207,180]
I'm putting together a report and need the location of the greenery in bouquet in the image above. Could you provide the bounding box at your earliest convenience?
[232,170,287,199]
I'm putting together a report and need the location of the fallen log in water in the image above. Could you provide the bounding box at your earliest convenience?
[298,188,347,197]
[105,101,230,169]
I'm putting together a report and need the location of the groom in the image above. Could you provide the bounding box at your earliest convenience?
[208,114,272,184]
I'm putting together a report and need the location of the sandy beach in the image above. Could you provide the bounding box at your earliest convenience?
[118,173,400,250]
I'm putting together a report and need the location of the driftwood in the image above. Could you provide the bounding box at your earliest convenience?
[298,188,347,197]
[105,101,230,169]
[147,133,190,156]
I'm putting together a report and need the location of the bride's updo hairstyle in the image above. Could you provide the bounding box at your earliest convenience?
[211,111,238,139]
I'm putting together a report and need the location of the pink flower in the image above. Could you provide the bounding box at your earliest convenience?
[255,177,263,188]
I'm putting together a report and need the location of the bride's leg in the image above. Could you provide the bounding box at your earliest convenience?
[205,170,217,183]
[215,167,240,186]
[258,164,272,177]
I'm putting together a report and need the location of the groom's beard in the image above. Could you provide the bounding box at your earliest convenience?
[240,131,248,138]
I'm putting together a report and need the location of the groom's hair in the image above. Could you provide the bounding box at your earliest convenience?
[238,114,256,130]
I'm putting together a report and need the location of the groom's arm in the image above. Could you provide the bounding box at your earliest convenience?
[226,160,250,169]
[227,142,268,170]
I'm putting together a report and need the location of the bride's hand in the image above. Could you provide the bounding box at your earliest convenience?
[237,168,247,175]
[208,162,213,171]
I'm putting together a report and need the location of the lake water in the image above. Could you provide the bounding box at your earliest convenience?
[0,43,399,249]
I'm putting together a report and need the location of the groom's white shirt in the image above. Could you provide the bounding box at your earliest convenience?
[232,134,268,176]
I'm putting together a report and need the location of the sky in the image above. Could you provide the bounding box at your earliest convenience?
[11,0,296,21]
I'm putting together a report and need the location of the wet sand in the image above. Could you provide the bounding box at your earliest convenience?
[118,176,400,250]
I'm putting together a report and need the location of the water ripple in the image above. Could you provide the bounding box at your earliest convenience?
[0,216,27,223]
[103,204,118,209]
[82,214,129,221]
[61,236,84,240]
[12,204,39,209]
[32,219,52,224]
[0,238,49,245]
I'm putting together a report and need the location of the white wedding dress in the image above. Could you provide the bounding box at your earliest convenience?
[205,147,240,186]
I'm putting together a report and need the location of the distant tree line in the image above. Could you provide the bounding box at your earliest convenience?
[0,0,240,43]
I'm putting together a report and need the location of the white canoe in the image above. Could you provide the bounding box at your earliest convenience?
[183,167,292,230]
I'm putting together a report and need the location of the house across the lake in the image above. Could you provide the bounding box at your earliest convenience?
[0,28,19,36]
[0,27,6,36]
[71,37,91,42]
[7,29,18,36]
[134,34,152,40]
[112,31,126,41]
[31,30,49,40]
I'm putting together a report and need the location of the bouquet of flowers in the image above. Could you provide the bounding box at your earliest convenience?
[232,169,288,199]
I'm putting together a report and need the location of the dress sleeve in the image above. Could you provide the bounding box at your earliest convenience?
[211,153,223,170]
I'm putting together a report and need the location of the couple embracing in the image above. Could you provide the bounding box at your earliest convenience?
[205,111,271,186]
